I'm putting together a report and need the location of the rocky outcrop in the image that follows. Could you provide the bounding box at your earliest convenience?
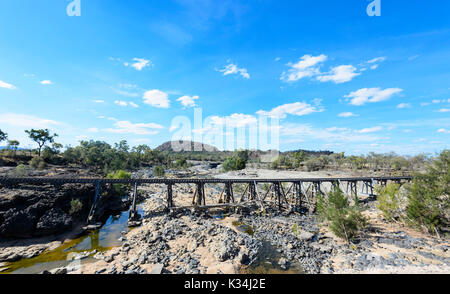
[0,184,93,238]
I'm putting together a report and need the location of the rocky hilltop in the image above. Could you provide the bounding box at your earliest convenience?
[155,141,219,152]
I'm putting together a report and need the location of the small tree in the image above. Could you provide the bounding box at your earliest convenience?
[317,188,368,242]
[0,129,7,143]
[406,150,449,235]
[25,129,58,156]
[154,165,165,177]
[376,183,405,222]
[7,140,20,157]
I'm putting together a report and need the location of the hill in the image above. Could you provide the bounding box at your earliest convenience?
[155,141,219,152]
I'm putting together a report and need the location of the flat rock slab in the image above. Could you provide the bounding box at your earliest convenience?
[149,263,164,274]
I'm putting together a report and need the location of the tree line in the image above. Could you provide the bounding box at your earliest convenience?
[0,127,443,175]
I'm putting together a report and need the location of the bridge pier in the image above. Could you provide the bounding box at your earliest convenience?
[196,183,206,206]
[128,182,142,227]
[248,182,257,200]
[224,182,234,203]
[167,183,174,208]
[84,180,102,231]
[273,182,282,211]
[294,182,303,209]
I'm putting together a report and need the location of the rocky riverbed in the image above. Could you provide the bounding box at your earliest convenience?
[1,167,449,274]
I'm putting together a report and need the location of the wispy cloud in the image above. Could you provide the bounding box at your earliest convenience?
[114,100,139,108]
[358,126,383,133]
[124,58,151,71]
[317,65,360,84]
[345,87,403,106]
[40,80,53,85]
[338,112,358,117]
[104,120,164,135]
[397,103,411,109]
[281,54,327,82]
[210,113,257,128]
[256,99,324,119]
[281,54,365,84]
[0,80,17,90]
[0,113,61,128]
[218,63,250,79]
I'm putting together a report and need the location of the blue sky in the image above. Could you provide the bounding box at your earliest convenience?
[0,0,449,155]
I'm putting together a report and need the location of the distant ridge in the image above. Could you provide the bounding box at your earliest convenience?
[155,141,219,152]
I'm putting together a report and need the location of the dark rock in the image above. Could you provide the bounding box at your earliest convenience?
[35,208,72,236]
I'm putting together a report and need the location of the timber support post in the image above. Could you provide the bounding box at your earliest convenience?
[128,182,142,227]
[196,183,205,206]
[294,181,303,209]
[85,180,102,230]
[273,182,282,211]
[225,182,234,203]
[167,183,174,208]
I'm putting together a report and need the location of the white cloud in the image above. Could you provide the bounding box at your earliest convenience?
[113,88,139,97]
[125,58,151,71]
[345,87,403,106]
[218,63,250,79]
[92,100,105,103]
[210,113,257,128]
[114,100,128,107]
[280,123,381,143]
[143,90,170,108]
[370,64,379,70]
[0,113,61,128]
[397,103,411,109]
[114,100,139,108]
[367,57,386,64]
[177,95,199,108]
[87,128,99,133]
[40,80,52,85]
[281,54,327,82]
[437,128,450,134]
[169,125,179,132]
[358,126,383,133]
[0,80,17,90]
[438,108,450,113]
[317,65,360,84]
[338,112,358,117]
[104,120,164,135]
[256,99,324,119]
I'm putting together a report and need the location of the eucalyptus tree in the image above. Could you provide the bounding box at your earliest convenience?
[25,129,58,156]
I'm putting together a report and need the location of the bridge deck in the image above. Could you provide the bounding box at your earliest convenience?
[0,175,413,229]
[0,176,413,185]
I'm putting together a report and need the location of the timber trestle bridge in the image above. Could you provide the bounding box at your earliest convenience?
[0,176,412,230]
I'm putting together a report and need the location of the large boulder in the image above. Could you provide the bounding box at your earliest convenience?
[0,208,38,238]
[34,208,73,236]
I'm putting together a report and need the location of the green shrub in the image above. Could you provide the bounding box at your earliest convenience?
[30,156,46,170]
[304,157,324,171]
[317,188,368,242]
[405,150,449,235]
[154,165,165,177]
[376,183,406,222]
[69,199,83,215]
[106,170,132,195]
[15,164,30,177]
